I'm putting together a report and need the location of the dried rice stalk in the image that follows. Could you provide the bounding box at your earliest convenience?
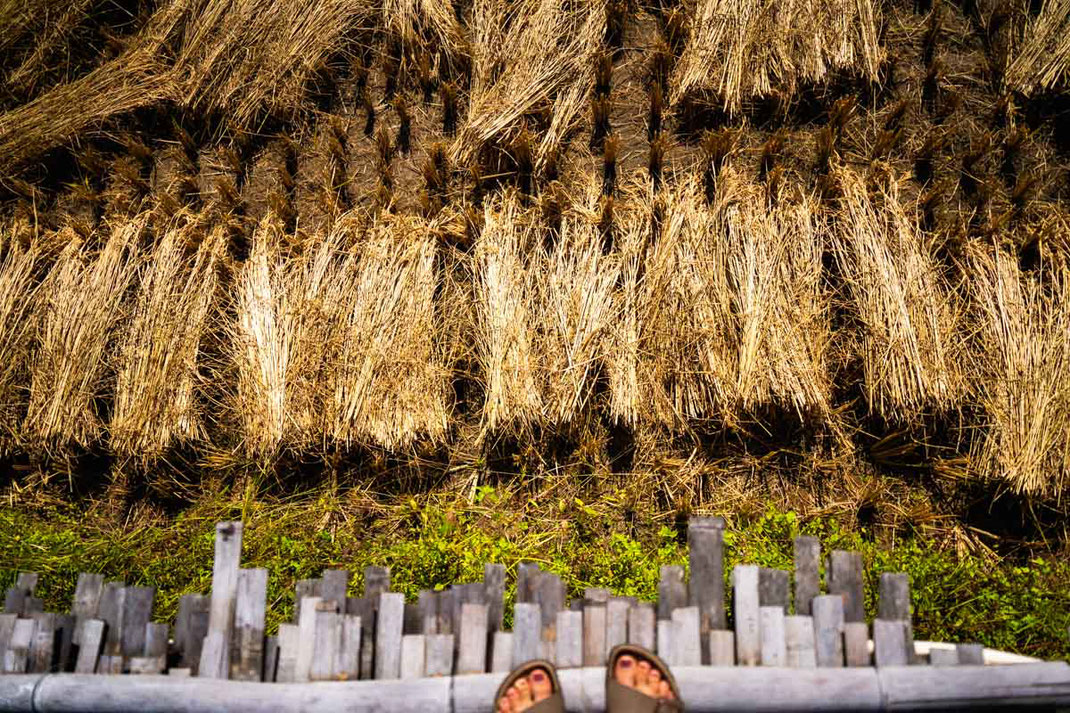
[672,0,882,113]
[540,183,620,425]
[0,220,43,448]
[383,0,467,68]
[332,214,449,449]
[728,176,831,417]
[110,218,224,460]
[25,218,143,450]
[1005,0,1070,94]
[968,242,1070,499]
[453,0,606,168]
[831,167,962,420]
[474,191,542,433]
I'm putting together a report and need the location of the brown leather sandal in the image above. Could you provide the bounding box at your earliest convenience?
[606,644,684,713]
[493,659,565,713]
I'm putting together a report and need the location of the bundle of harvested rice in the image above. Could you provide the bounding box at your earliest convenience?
[382,0,467,70]
[831,167,962,420]
[967,241,1070,499]
[110,217,224,460]
[474,191,542,433]
[727,174,831,417]
[452,0,606,169]
[331,213,449,449]
[2,0,98,93]
[671,0,882,113]
[1004,0,1070,94]
[540,180,620,426]
[25,217,144,450]
[0,219,44,449]
[229,216,300,459]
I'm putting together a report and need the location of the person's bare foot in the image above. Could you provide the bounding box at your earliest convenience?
[613,654,675,702]
[497,666,554,712]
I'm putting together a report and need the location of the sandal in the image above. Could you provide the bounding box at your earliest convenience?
[606,644,684,713]
[493,659,565,713]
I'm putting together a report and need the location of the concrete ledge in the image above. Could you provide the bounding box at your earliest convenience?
[1,662,1068,712]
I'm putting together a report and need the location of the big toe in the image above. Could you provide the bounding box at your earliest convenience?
[529,668,553,702]
[614,655,637,687]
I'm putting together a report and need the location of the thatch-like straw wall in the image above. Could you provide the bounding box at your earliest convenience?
[967,241,1070,499]
[0,219,43,449]
[671,0,882,113]
[111,218,223,460]
[831,168,963,421]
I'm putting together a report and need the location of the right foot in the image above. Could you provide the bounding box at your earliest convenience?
[497,666,554,713]
[613,654,675,702]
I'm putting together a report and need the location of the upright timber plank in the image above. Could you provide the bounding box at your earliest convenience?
[425,634,454,676]
[844,622,870,667]
[759,606,787,667]
[784,616,816,668]
[483,564,505,633]
[812,594,845,667]
[517,563,540,603]
[688,515,726,661]
[294,596,321,682]
[375,592,404,679]
[758,569,790,610]
[97,582,124,657]
[732,565,760,666]
[512,603,541,665]
[671,606,701,666]
[178,593,209,672]
[555,611,583,668]
[457,603,488,675]
[827,551,864,623]
[582,603,607,667]
[29,612,55,673]
[120,586,154,659]
[491,631,513,672]
[956,643,984,665]
[708,630,735,666]
[606,598,629,651]
[200,521,242,679]
[879,572,914,662]
[534,573,565,654]
[310,605,342,681]
[627,603,655,652]
[362,565,390,681]
[792,536,820,616]
[400,634,426,679]
[657,566,686,621]
[74,619,104,674]
[274,623,300,683]
[232,568,267,681]
[337,615,362,680]
[873,619,909,667]
[320,570,349,611]
[71,573,104,644]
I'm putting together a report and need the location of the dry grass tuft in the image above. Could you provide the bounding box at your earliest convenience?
[967,241,1070,499]
[671,0,882,113]
[25,217,144,450]
[110,217,224,461]
[831,167,963,420]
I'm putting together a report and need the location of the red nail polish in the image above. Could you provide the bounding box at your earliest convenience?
[532,672,545,682]
[620,659,633,668]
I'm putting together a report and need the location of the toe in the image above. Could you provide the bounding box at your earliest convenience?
[498,695,511,713]
[514,677,534,709]
[640,668,662,696]
[505,687,520,712]
[529,668,552,702]
[614,655,637,687]
[635,660,651,687]
[659,680,673,700]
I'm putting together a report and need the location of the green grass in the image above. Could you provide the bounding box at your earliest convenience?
[1,485,1068,661]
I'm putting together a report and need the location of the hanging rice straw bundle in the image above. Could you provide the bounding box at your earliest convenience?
[25,217,144,450]
[671,0,881,114]
[230,216,297,459]
[110,217,224,460]
[967,242,1070,499]
[382,0,467,68]
[331,214,448,450]
[831,167,962,420]
[474,191,542,433]
[728,176,831,417]
[540,182,620,426]
[0,220,44,449]
[452,0,606,169]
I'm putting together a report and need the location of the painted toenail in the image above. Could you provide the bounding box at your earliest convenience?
[532,672,545,682]
[620,659,633,668]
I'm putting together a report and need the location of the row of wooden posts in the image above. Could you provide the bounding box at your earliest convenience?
[1,517,987,681]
